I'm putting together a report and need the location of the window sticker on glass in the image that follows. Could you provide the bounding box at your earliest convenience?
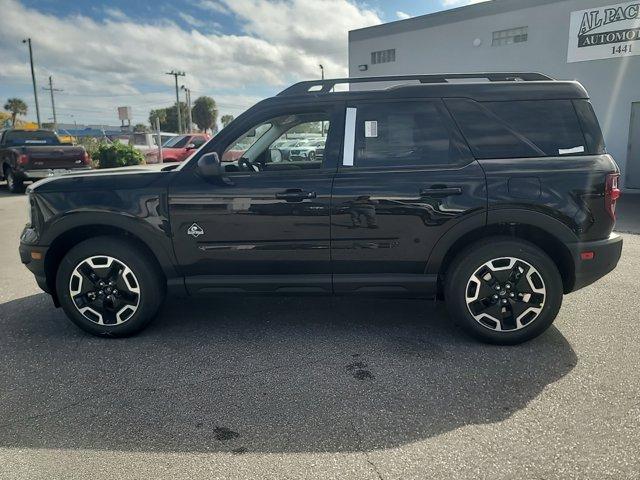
[559,146,585,155]
[364,120,378,138]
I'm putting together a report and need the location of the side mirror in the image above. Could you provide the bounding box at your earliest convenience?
[185,143,196,150]
[196,152,224,178]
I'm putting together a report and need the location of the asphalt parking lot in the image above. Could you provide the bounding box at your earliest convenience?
[0,185,639,480]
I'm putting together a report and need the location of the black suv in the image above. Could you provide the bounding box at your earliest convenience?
[19,73,623,344]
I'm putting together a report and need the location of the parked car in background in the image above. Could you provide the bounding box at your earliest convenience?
[145,133,210,163]
[0,128,91,193]
[276,138,309,161]
[289,138,326,161]
[112,132,178,163]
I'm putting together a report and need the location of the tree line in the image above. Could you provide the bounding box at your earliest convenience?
[3,95,236,133]
[148,96,235,134]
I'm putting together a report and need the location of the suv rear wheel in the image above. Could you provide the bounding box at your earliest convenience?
[445,238,563,345]
[56,236,165,337]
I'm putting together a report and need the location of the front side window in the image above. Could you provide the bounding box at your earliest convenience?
[164,135,190,148]
[221,113,330,173]
[353,101,461,168]
[191,136,207,148]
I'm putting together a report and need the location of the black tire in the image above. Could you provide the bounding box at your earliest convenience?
[56,236,165,337]
[5,167,25,194]
[444,237,563,345]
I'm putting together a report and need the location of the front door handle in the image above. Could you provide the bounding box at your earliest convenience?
[420,186,463,197]
[275,189,317,201]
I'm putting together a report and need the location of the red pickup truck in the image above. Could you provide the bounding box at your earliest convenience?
[0,129,92,193]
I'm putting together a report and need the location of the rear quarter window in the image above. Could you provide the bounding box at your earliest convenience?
[445,99,592,159]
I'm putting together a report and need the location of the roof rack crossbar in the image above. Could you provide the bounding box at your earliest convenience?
[278,72,554,96]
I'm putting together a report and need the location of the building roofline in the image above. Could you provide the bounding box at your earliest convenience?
[349,0,568,42]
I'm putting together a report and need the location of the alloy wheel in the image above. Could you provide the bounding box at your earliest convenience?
[465,257,546,332]
[68,255,141,325]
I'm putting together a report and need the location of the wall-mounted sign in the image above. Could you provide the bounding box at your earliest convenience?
[568,1,640,63]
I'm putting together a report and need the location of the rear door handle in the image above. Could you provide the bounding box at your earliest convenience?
[275,189,317,201]
[420,186,463,197]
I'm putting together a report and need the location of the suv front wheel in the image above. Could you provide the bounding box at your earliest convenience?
[56,236,165,337]
[445,238,563,345]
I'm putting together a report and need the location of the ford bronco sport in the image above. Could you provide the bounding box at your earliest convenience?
[19,73,623,344]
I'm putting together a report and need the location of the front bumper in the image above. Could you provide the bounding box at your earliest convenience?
[19,240,51,294]
[567,233,623,292]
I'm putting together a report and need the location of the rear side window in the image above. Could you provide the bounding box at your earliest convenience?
[354,101,462,168]
[573,100,606,155]
[3,130,60,146]
[446,99,589,159]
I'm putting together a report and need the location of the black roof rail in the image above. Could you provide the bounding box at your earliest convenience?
[277,72,554,96]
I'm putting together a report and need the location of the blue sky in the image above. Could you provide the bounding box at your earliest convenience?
[1,0,483,126]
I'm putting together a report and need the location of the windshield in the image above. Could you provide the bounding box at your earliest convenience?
[3,130,60,146]
[163,135,189,148]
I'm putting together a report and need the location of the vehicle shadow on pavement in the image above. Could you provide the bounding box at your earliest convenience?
[0,293,576,454]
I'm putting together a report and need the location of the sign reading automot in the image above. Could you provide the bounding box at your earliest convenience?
[568,1,640,62]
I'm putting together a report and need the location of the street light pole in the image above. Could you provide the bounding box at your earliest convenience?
[22,38,41,127]
[181,85,193,134]
[319,64,324,80]
[43,76,62,130]
[165,70,185,134]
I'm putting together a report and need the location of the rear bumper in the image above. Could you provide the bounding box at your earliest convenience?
[567,233,623,292]
[17,166,92,180]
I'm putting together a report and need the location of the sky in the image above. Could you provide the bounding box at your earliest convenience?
[0,0,486,127]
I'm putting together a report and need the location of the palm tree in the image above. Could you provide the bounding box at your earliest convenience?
[3,98,28,126]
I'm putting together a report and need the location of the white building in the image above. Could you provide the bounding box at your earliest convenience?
[349,0,640,189]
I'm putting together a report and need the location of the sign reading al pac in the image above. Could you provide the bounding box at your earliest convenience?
[568,1,640,63]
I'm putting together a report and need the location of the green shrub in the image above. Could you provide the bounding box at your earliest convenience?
[93,141,145,169]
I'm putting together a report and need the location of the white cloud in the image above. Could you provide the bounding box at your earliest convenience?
[396,11,411,20]
[0,0,381,124]
[178,12,206,28]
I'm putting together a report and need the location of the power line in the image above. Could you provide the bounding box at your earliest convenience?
[42,76,62,129]
[165,70,186,134]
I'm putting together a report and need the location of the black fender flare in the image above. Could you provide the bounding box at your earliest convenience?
[425,208,578,274]
[41,210,180,280]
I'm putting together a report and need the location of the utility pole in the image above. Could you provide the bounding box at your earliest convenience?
[22,38,41,127]
[43,76,62,130]
[181,85,192,133]
[165,70,185,134]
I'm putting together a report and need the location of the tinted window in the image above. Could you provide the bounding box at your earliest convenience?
[191,136,207,148]
[164,135,190,148]
[573,100,606,155]
[3,130,60,146]
[447,99,588,159]
[132,134,147,146]
[354,101,460,168]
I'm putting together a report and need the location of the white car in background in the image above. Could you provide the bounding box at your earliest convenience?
[117,132,178,163]
[289,138,326,161]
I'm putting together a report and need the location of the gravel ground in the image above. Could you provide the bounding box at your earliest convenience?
[0,185,638,480]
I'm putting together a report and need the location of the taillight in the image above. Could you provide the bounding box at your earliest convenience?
[17,154,29,165]
[82,151,91,165]
[605,173,621,220]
